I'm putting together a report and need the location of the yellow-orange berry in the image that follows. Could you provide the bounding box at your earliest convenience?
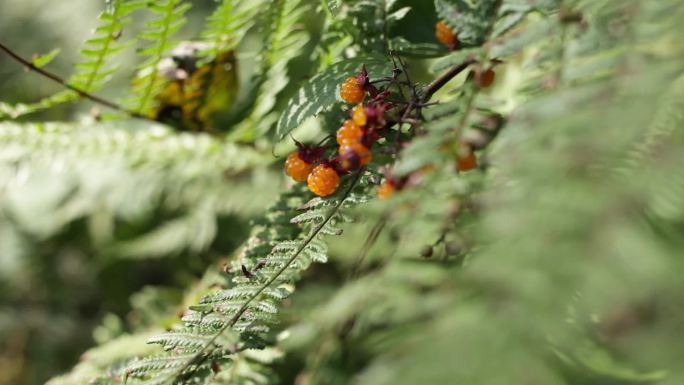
[336,119,364,146]
[340,76,365,104]
[435,21,458,50]
[285,152,313,182]
[377,181,395,199]
[339,142,372,166]
[477,69,496,88]
[307,164,340,197]
[352,104,367,126]
[456,150,477,172]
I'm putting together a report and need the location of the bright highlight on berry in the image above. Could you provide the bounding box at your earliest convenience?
[336,119,364,146]
[435,21,458,50]
[285,152,313,182]
[352,104,367,126]
[307,164,340,197]
[340,76,365,103]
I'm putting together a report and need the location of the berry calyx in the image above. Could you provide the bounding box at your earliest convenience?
[456,146,477,172]
[285,152,313,182]
[436,21,459,50]
[339,142,372,166]
[377,180,396,199]
[336,119,364,146]
[352,104,367,127]
[308,164,340,197]
[340,76,365,104]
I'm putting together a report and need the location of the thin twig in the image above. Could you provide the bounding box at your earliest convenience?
[349,215,388,279]
[0,41,149,120]
[421,58,476,104]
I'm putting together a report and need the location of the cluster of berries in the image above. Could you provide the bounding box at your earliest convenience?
[284,23,502,200]
[285,68,390,197]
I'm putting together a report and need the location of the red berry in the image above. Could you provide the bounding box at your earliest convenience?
[377,181,395,199]
[307,164,340,197]
[340,76,365,104]
[339,142,372,166]
[436,21,459,50]
[285,152,313,182]
[336,119,364,146]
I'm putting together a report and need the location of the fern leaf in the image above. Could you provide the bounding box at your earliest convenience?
[323,0,341,17]
[201,0,259,55]
[0,0,143,120]
[230,0,310,139]
[128,0,192,116]
[275,57,393,140]
[434,0,501,46]
[121,173,366,384]
[72,0,146,92]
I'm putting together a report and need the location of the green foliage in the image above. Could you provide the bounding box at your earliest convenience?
[123,181,368,385]
[201,0,258,55]
[276,57,392,139]
[230,0,311,140]
[0,0,144,119]
[31,48,61,68]
[435,0,501,46]
[73,0,146,93]
[1,1,684,385]
[128,0,192,116]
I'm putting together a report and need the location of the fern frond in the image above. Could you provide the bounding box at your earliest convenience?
[275,57,393,140]
[230,0,310,139]
[0,0,143,120]
[72,0,146,93]
[128,0,192,116]
[345,0,412,54]
[201,0,260,56]
[0,121,271,258]
[121,173,367,385]
[434,0,501,46]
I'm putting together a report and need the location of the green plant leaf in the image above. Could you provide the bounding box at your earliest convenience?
[275,57,392,140]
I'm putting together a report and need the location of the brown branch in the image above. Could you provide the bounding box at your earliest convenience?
[421,58,476,103]
[0,41,150,120]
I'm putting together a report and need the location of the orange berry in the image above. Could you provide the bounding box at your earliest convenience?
[377,181,395,199]
[456,150,477,172]
[307,164,340,197]
[435,21,458,50]
[339,142,372,166]
[352,104,367,126]
[285,152,313,182]
[477,69,496,88]
[336,119,364,146]
[340,76,365,104]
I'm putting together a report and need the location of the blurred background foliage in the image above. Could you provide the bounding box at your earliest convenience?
[0,1,273,383]
[1,0,683,385]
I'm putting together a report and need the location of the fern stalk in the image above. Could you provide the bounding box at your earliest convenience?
[132,0,191,115]
[146,170,363,385]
